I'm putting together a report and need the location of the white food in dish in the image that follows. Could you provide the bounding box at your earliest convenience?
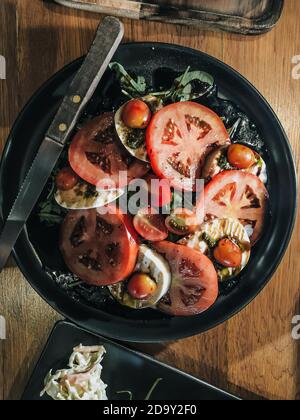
[115,96,163,163]
[55,182,124,210]
[40,345,107,401]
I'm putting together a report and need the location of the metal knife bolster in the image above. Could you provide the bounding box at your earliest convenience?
[47,16,124,145]
[0,16,124,271]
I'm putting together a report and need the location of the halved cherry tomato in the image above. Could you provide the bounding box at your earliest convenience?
[133,207,168,242]
[69,113,149,189]
[122,99,152,129]
[153,242,218,317]
[127,273,157,300]
[227,144,256,169]
[60,206,139,286]
[146,102,230,191]
[144,173,172,208]
[213,239,242,268]
[165,208,198,236]
[56,167,79,191]
[196,170,268,244]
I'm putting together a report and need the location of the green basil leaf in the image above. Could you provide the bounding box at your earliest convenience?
[153,67,214,103]
[174,69,214,88]
[109,62,146,96]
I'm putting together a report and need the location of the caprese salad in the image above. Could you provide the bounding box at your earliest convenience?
[39,64,269,317]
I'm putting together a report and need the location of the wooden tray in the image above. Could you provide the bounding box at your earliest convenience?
[53,0,284,34]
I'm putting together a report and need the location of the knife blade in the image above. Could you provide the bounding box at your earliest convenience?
[0,16,124,271]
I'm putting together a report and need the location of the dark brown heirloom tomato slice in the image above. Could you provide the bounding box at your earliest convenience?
[196,170,269,245]
[60,206,139,286]
[146,102,230,191]
[153,242,218,317]
[69,113,149,189]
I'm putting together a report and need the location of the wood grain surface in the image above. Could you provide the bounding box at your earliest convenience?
[0,0,299,400]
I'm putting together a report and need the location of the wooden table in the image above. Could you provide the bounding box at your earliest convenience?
[0,0,299,401]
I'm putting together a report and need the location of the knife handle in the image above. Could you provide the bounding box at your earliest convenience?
[46,16,124,145]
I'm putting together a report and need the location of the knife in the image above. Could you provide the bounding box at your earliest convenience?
[0,16,124,271]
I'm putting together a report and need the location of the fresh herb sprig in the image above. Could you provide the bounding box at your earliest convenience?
[109,62,146,98]
[110,63,214,104]
[152,66,214,103]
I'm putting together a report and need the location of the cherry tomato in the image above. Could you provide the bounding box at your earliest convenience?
[122,99,152,129]
[165,208,198,236]
[213,238,242,268]
[127,273,157,300]
[227,144,256,169]
[56,167,79,191]
[133,207,168,242]
[144,173,172,208]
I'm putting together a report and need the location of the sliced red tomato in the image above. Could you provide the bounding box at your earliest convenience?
[146,102,230,191]
[69,113,149,189]
[153,242,218,317]
[133,207,168,242]
[165,208,198,236]
[196,170,269,244]
[60,206,139,286]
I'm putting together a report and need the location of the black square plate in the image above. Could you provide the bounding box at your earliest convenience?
[22,321,239,400]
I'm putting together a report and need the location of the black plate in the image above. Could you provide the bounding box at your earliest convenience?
[22,320,239,400]
[0,43,297,342]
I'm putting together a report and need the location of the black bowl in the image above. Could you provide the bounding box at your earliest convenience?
[0,43,297,342]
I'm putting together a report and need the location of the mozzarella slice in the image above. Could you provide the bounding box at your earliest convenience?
[55,183,124,210]
[115,96,163,163]
[179,218,251,282]
[114,104,149,162]
[109,244,171,309]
